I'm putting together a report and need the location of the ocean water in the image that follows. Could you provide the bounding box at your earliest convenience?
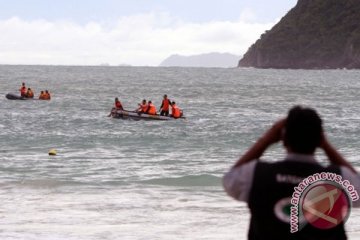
[0,65,360,239]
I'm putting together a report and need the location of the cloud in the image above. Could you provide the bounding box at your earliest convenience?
[239,8,258,22]
[0,14,274,66]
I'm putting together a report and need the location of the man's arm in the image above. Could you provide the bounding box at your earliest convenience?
[223,161,257,201]
[321,134,357,173]
[233,119,285,168]
[224,119,285,201]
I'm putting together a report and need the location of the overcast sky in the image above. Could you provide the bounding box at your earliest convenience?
[0,0,297,66]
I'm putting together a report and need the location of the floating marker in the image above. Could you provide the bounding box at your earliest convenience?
[48,149,57,156]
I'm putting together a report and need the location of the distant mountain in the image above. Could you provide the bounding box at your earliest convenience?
[160,53,241,68]
[239,0,360,69]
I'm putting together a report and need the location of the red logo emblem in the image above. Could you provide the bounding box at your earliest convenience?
[301,182,350,229]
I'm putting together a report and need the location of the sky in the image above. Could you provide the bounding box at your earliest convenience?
[0,0,297,66]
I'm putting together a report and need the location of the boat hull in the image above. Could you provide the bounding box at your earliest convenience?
[110,109,183,121]
[5,93,31,100]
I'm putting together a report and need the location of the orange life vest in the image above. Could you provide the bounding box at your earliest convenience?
[39,93,45,99]
[140,104,148,112]
[20,86,27,95]
[172,104,181,118]
[147,103,157,115]
[27,90,34,98]
[43,92,51,100]
[115,100,123,109]
[162,99,170,111]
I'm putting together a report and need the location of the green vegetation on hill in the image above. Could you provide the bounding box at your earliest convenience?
[239,0,360,69]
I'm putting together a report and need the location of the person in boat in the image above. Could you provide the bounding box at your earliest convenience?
[39,91,46,100]
[44,90,51,100]
[25,88,34,98]
[108,97,124,117]
[137,99,148,113]
[114,97,123,110]
[159,94,172,116]
[146,100,157,115]
[19,82,27,97]
[171,101,182,118]
[223,106,360,240]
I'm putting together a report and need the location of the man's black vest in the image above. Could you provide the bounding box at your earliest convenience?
[248,160,346,240]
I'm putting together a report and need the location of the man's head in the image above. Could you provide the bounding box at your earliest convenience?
[284,106,323,154]
[142,99,146,104]
[163,94,167,99]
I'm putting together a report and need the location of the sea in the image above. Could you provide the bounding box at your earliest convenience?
[0,65,360,240]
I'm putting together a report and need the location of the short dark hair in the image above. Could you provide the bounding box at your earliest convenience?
[284,106,323,154]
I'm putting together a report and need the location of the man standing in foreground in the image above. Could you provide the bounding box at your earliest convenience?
[223,106,360,240]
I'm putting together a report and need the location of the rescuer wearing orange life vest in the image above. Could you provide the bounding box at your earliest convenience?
[137,99,148,113]
[19,83,27,97]
[26,88,34,98]
[115,97,123,110]
[108,97,124,117]
[171,101,182,118]
[159,94,172,116]
[39,90,51,100]
[146,100,157,115]
[44,90,51,100]
[39,91,46,100]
